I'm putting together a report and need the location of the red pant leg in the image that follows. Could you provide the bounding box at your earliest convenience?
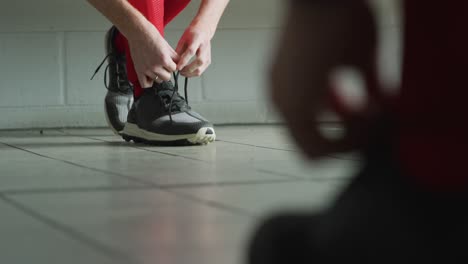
[115,0,190,98]
[164,0,191,26]
[116,0,165,98]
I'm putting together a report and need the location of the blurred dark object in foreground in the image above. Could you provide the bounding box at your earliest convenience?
[249,117,468,263]
[248,1,468,263]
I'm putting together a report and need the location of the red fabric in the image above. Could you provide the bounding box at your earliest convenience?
[129,0,165,35]
[115,0,191,98]
[395,1,468,190]
[164,0,191,26]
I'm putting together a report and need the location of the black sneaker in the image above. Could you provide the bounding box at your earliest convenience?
[121,73,215,145]
[92,26,133,135]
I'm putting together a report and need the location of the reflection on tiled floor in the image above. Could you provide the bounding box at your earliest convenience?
[0,125,359,264]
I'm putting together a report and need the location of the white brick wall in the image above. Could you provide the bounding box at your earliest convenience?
[0,0,284,129]
[0,0,399,129]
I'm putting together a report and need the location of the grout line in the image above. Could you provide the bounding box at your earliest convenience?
[217,139,298,152]
[61,127,295,156]
[0,141,255,220]
[254,168,305,181]
[81,135,353,183]
[82,135,211,163]
[163,189,254,217]
[1,185,155,196]
[216,138,360,162]
[0,139,300,190]
[0,178,305,196]
[255,168,349,182]
[0,133,316,188]
[160,178,306,190]
[0,141,256,217]
[0,141,294,218]
[0,141,158,187]
[0,194,137,264]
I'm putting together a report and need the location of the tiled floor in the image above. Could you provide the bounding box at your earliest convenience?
[0,125,359,264]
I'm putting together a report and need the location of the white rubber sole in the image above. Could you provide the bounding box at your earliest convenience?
[121,123,216,145]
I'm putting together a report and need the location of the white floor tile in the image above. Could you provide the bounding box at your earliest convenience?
[10,190,253,264]
[0,126,357,264]
[0,201,118,264]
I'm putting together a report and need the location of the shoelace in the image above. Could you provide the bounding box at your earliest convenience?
[158,71,189,123]
[91,53,132,94]
[92,54,190,123]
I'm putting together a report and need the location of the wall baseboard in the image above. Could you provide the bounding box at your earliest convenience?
[1,101,281,130]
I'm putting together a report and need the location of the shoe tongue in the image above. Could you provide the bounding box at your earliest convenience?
[153,82,189,111]
[159,81,174,91]
[156,85,176,98]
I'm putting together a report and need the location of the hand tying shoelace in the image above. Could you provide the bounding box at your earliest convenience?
[92,54,189,124]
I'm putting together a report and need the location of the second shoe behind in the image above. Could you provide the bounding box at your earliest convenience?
[103,26,134,135]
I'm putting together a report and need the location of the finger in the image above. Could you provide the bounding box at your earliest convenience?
[195,43,211,73]
[175,39,186,56]
[177,44,198,71]
[168,44,180,63]
[139,74,153,88]
[180,59,201,75]
[180,61,207,77]
[147,68,169,83]
[181,49,210,77]
[153,68,172,82]
[197,42,211,65]
[146,71,163,84]
[181,69,201,78]
[162,56,178,73]
[180,63,207,77]
[171,52,180,64]
[197,63,209,76]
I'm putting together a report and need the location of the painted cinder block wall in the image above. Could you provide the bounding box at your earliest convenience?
[0,0,399,129]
